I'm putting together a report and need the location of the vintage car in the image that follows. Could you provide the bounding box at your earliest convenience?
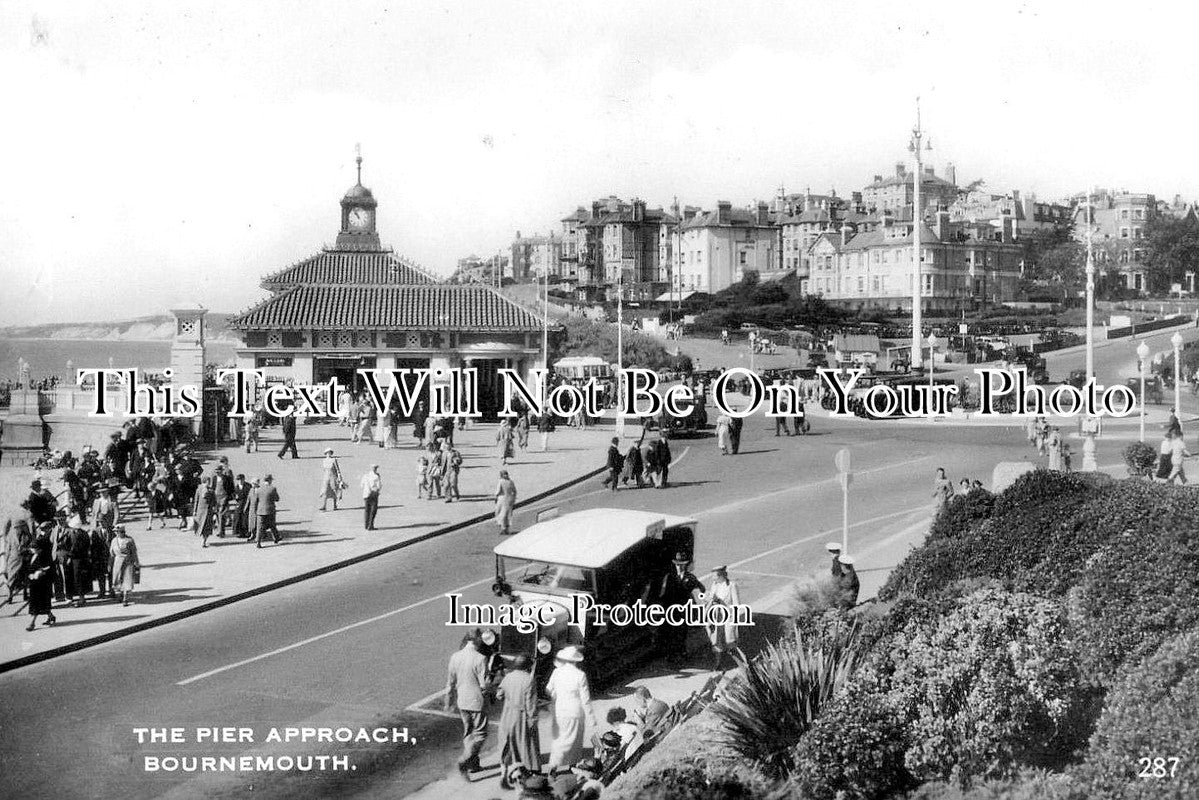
[491,508,699,688]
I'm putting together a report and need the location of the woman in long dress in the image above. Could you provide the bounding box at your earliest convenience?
[545,645,596,770]
[4,506,32,603]
[932,467,954,510]
[194,472,217,548]
[496,419,515,465]
[109,525,140,607]
[494,470,517,535]
[375,407,391,448]
[319,448,344,511]
[496,655,542,786]
[25,536,56,631]
[704,566,741,671]
[715,413,733,455]
[1047,428,1063,471]
[515,413,530,451]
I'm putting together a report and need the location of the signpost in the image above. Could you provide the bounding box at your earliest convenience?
[835,448,852,554]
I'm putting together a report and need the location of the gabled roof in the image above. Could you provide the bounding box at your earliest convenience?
[261,249,438,289]
[494,508,698,569]
[230,284,544,332]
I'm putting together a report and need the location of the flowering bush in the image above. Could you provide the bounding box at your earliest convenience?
[788,589,1093,796]
[1122,441,1157,477]
[792,691,916,799]
[885,589,1090,783]
[1066,486,1199,683]
[1074,628,1199,799]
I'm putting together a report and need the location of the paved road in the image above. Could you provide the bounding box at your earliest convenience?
[0,410,1036,800]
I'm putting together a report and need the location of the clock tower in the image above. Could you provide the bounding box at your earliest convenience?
[336,150,381,251]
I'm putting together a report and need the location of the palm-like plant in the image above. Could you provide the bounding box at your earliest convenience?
[713,624,864,779]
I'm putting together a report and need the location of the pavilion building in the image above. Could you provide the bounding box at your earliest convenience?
[230,160,545,418]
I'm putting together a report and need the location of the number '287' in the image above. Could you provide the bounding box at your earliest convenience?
[1138,757,1181,778]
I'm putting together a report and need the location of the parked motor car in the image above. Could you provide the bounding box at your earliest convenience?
[1125,375,1165,404]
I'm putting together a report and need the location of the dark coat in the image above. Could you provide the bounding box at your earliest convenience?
[606,445,623,471]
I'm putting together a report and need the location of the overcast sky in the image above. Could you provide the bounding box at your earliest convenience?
[2,0,1196,325]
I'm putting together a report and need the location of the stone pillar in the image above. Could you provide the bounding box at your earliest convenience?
[0,389,46,465]
[171,304,208,432]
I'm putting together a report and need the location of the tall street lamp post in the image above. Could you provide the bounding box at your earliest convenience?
[1172,331,1184,430]
[908,100,931,371]
[1137,340,1150,442]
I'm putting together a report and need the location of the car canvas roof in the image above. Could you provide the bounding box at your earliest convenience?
[494,508,698,569]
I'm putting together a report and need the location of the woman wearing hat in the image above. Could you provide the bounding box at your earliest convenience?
[496,654,542,785]
[704,566,741,671]
[545,645,596,770]
[25,535,56,631]
[109,526,140,607]
[319,448,345,511]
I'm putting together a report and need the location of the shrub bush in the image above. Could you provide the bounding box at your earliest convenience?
[1074,627,1199,799]
[926,490,996,543]
[884,589,1090,783]
[626,761,785,800]
[1122,441,1157,477]
[1066,485,1199,683]
[792,691,916,799]
[713,628,863,779]
[880,471,1112,601]
[905,770,1081,799]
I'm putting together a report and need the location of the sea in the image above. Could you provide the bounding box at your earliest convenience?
[0,338,239,383]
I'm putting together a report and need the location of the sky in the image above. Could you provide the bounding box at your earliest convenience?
[1,0,1197,325]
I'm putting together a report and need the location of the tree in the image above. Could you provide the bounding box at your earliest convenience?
[1144,213,1199,293]
[1021,224,1083,288]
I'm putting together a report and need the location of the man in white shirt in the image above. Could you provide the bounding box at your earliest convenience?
[360,464,382,530]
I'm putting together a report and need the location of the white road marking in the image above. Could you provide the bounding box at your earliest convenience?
[690,454,936,518]
[176,576,493,686]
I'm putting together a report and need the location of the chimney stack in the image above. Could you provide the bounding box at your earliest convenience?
[895,162,906,178]
[840,223,852,247]
[946,162,957,186]
[633,198,646,222]
[756,201,770,225]
[717,200,732,224]
[1001,213,1015,243]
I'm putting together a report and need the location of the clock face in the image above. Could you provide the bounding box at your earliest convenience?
[348,207,370,229]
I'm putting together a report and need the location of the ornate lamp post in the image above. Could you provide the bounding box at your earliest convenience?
[908,100,931,370]
[1137,340,1150,442]
[1172,331,1184,430]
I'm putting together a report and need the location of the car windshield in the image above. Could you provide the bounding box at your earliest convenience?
[499,557,596,594]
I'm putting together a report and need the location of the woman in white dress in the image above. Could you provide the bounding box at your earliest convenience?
[704,566,741,671]
[715,413,732,455]
[545,645,596,770]
[108,525,140,607]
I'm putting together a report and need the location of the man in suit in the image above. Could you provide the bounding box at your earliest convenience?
[729,414,744,455]
[654,434,672,488]
[444,635,490,775]
[277,410,299,460]
[601,437,622,491]
[656,552,705,665]
[255,475,281,547]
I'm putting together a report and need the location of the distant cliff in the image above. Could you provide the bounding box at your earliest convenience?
[0,313,241,343]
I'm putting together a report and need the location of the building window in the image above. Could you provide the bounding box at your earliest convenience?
[1133,227,1142,239]
[1120,209,1130,220]
[1134,209,1144,220]
[739,251,748,265]
[1120,227,1129,239]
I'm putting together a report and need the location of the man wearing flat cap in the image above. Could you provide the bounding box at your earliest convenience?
[826,542,843,579]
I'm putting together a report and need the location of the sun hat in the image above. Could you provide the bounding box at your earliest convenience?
[555,645,584,663]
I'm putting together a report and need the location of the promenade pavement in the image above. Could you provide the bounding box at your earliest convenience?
[0,419,615,668]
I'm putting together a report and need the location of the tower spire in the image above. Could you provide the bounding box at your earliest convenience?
[355,142,363,185]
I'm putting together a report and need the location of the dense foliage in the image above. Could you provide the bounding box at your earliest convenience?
[625,762,784,800]
[632,471,1199,799]
[1075,628,1199,799]
[550,316,691,372]
[1122,441,1157,477]
[713,627,862,778]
